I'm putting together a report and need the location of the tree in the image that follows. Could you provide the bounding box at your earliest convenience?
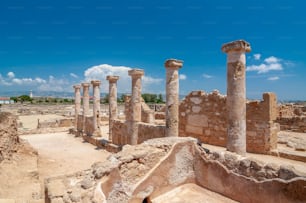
[18,95,32,103]
[157,94,164,103]
[10,97,18,103]
[103,94,109,104]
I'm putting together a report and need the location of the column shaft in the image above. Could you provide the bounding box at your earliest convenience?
[164,59,183,137]
[107,76,119,141]
[128,69,144,145]
[91,80,101,133]
[73,85,81,130]
[82,83,90,133]
[222,40,251,155]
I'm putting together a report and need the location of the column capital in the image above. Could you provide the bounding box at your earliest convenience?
[73,84,81,89]
[81,82,90,87]
[164,59,183,69]
[91,80,101,86]
[106,75,119,83]
[128,69,144,78]
[221,40,251,53]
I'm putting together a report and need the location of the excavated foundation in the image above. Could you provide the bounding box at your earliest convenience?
[45,137,306,203]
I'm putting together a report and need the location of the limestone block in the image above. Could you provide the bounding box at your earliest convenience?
[187,115,208,127]
[186,125,203,135]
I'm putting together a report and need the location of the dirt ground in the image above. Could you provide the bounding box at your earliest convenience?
[21,133,111,178]
[18,114,66,130]
[0,132,111,201]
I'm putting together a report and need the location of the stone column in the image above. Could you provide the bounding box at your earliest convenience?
[73,84,81,130]
[222,40,251,155]
[106,75,119,141]
[91,80,101,135]
[128,69,144,145]
[82,82,90,133]
[164,59,183,137]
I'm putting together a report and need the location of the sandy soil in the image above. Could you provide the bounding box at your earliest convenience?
[18,115,65,130]
[20,132,111,178]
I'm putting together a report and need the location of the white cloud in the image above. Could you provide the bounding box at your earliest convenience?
[11,77,46,85]
[179,74,187,80]
[37,75,69,91]
[267,76,280,81]
[0,74,11,86]
[7,72,15,78]
[247,56,284,74]
[202,74,213,79]
[253,54,261,60]
[84,64,163,93]
[246,63,283,74]
[70,73,78,78]
[264,56,280,64]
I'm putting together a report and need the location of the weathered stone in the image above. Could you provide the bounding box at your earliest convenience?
[165,59,183,137]
[47,180,66,198]
[107,75,119,141]
[73,85,81,130]
[187,115,208,127]
[128,69,144,145]
[278,165,299,180]
[222,40,251,155]
[81,177,93,189]
[91,80,101,135]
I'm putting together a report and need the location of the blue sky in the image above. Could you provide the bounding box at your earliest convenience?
[0,0,305,100]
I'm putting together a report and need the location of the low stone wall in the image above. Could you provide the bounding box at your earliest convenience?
[278,104,306,118]
[277,117,306,133]
[141,103,155,124]
[111,120,166,145]
[179,90,279,154]
[138,123,165,144]
[37,118,74,129]
[112,120,128,145]
[84,116,94,136]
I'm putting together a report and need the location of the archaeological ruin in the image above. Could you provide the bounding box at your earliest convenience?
[0,39,305,203]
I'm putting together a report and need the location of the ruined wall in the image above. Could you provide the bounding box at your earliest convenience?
[277,104,306,132]
[112,119,128,145]
[278,104,306,118]
[0,112,20,162]
[124,95,155,124]
[179,90,227,146]
[246,93,279,153]
[179,91,279,154]
[111,120,166,145]
[277,117,306,133]
[138,123,165,144]
[37,118,74,128]
[84,116,94,136]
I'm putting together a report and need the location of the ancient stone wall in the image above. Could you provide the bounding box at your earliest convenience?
[111,120,165,145]
[278,104,306,118]
[138,123,165,144]
[0,112,20,162]
[84,116,94,136]
[179,91,227,146]
[179,90,279,154]
[37,118,74,128]
[246,93,279,153]
[112,120,128,145]
[277,104,306,133]
[277,117,306,133]
[124,95,154,124]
